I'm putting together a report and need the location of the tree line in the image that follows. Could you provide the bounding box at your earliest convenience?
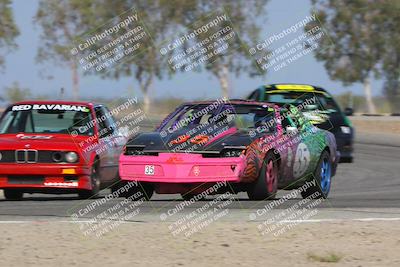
[0,0,399,113]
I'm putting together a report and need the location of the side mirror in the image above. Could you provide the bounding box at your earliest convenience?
[286,126,298,135]
[344,107,354,116]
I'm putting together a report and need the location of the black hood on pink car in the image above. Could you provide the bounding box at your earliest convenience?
[124,128,266,154]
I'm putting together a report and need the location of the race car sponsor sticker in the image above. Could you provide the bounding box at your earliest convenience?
[193,166,200,176]
[16,134,53,140]
[293,143,310,178]
[144,165,155,175]
[275,84,315,90]
[11,104,90,112]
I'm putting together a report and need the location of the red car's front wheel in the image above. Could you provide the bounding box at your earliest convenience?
[78,162,100,199]
[3,189,24,201]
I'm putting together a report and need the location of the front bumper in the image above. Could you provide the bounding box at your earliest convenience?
[119,153,246,183]
[0,163,92,190]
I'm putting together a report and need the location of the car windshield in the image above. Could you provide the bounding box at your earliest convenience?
[0,104,94,135]
[265,91,340,112]
[159,103,276,133]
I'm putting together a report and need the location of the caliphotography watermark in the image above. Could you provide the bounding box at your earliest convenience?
[69,181,145,238]
[249,178,325,237]
[68,97,147,164]
[71,7,152,73]
[249,13,333,73]
[157,97,244,154]
[159,10,239,72]
[245,95,330,182]
[159,181,235,238]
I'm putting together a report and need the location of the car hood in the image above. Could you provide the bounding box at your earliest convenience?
[126,128,260,153]
[0,133,90,151]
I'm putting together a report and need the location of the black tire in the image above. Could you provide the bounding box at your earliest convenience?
[110,174,128,198]
[4,189,24,200]
[125,182,154,201]
[301,151,332,199]
[247,152,279,200]
[78,162,100,199]
[110,183,125,198]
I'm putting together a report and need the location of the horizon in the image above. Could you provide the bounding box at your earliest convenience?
[0,0,385,102]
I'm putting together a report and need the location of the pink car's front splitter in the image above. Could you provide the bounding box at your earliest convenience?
[119,153,246,183]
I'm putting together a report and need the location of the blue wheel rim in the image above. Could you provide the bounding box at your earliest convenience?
[320,158,331,194]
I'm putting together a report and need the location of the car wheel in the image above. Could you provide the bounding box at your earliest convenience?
[301,150,332,199]
[247,152,279,200]
[78,162,100,199]
[125,182,154,201]
[4,189,24,200]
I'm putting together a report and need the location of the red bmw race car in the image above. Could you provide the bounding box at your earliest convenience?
[119,100,339,201]
[0,101,126,200]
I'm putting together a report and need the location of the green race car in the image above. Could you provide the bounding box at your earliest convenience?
[248,84,354,163]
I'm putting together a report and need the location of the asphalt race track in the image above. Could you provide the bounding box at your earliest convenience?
[0,141,399,222]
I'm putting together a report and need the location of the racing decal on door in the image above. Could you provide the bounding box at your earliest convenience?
[293,143,310,178]
[241,141,263,183]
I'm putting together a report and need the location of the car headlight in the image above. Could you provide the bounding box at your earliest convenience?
[65,152,79,163]
[222,150,243,157]
[0,152,2,161]
[340,126,351,134]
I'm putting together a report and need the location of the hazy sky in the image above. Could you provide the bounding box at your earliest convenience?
[0,0,384,101]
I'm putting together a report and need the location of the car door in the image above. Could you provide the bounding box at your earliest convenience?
[94,106,116,183]
[287,106,324,181]
[102,106,126,166]
[277,110,299,182]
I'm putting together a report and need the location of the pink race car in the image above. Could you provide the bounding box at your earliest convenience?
[119,100,338,201]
